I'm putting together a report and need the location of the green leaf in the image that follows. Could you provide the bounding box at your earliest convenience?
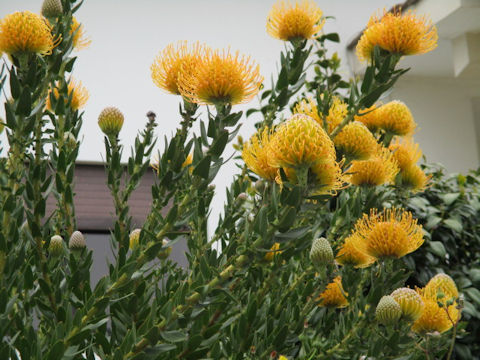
[47,341,65,360]
[193,156,211,179]
[440,193,460,206]
[322,33,340,42]
[160,330,187,343]
[429,241,446,258]
[466,287,480,305]
[276,67,288,90]
[16,86,32,116]
[361,66,374,94]
[443,218,462,233]
[209,130,229,157]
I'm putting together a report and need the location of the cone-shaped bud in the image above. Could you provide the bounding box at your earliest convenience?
[49,235,64,257]
[376,295,402,325]
[391,287,424,321]
[41,0,63,18]
[98,107,124,137]
[129,228,141,250]
[310,237,334,266]
[69,230,86,251]
[158,239,172,259]
[63,131,77,149]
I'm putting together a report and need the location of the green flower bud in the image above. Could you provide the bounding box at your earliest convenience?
[157,239,172,260]
[309,237,333,267]
[129,228,141,250]
[63,131,77,149]
[376,295,402,326]
[48,235,64,257]
[98,107,124,138]
[41,0,63,18]
[69,230,86,251]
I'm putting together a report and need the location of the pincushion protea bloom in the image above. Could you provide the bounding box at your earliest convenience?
[349,207,424,259]
[151,41,206,95]
[347,147,398,187]
[317,276,348,308]
[294,96,348,134]
[398,164,430,192]
[0,11,58,56]
[242,127,278,181]
[376,295,402,325]
[376,101,416,136]
[70,17,91,50]
[391,287,424,321]
[310,160,345,195]
[356,9,438,62]
[424,274,458,304]
[178,47,263,105]
[354,104,381,132]
[98,107,124,137]
[47,78,89,111]
[389,138,422,170]
[334,122,379,161]
[336,234,375,268]
[267,0,325,41]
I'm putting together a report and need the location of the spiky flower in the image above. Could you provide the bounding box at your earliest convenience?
[242,127,278,181]
[47,78,89,111]
[317,276,348,308]
[310,237,333,266]
[265,242,281,261]
[151,41,206,95]
[266,0,325,41]
[310,160,345,195]
[69,230,86,251]
[376,101,416,136]
[294,96,348,133]
[391,287,424,321]
[354,104,381,132]
[41,0,63,18]
[389,138,422,171]
[129,229,141,250]
[334,122,379,161]
[48,235,64,257]
[0,11,58,56]
[98,107,124,137]
[376,295,402,325]
[347,147,399,186]
[356,9,438,62]
[336,234,376,268]
[424,274,458,305]
[398,164,430,192]
[178,47,263,105]
[349,207,424,259]
[70,17,91,50]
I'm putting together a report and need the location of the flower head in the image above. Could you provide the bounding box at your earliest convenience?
[376,295,402,325]
[317,276,348,308]
[349,207,424,259]
[412,290,460,334]
[347,147,399,186]
[397,164,431,192]
[356,9,438,62]
[391,287,424,321]
[310,160,345,195]
[41,0,63,18]
[151,41,206,95]
[336,234,376,268]
[424,274,458,304]
[265,242,281,261]
[47,78,89,111]
[389,138,422,170]
[354,104,381,132]
[0,11,58,56]
[377,101,416,136]
[242,127,278,181]
[69,230,86,251]
[334,121,379,160]
[98,107,124,137]
[267,0,325,41]
[295,97,348,134]
[178,47,263,105]
[48,235,64,257]
[70,17,91,50]
[310,237,333,267]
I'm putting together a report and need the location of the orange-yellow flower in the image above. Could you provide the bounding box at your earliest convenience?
[47,78,89,111]
[398,164,430,192]
[178,47,263,105]
[265,242,282,261]
[389,138,422,171]
[70,17,91,51]
[354,104,381,132]
[310,160,345,195]
[317,276,348,308]
[267,0,325,41]
[424,274,458,304]
[412,296,460,334]
[294,96,348,134]
[391,287,424,321]
[334,122,379,161]
[242,127,278,182]
[376,101,416,136]
[151,41,206,95]
[336,234,376,268]
[349,207,424,259]
[347,147,398,186]
[0,11,58,56]
[356,9,438,62]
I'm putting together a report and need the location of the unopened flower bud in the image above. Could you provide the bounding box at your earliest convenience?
[49,235,64,257]
[309,237,333,267]
[254,180,265,193]
[63,131,77,149]
[391,287,424,321]
[129,229,141,250]
[69,230,86,251]
[376,295,402,326]
[236,192,247,203]
[157,239,172,260]
[41,0,63,18]
[98,107,124,137]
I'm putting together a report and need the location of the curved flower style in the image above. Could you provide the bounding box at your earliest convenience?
[398,164,430,192]
[310,160,345,195]
[71,17,91,51]
[242,127,278,181]
[347,147,398,187]
[151,41,206,95]
[334,122,379,161]
[376,101,416,136]
[0,11,58,56]
[178,47,263,105]
[349,207,424,259]
[336,234,376,268]
[317,276,348,308]
[389,138,422,171]
[354,104,381,132]
[356,9,437,62]
[391,287,424,321]
[267,0,325,41]
[47,78,89,111]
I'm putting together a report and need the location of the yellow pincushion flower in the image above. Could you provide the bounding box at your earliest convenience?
[424,274,458,304]
[269,114,336,171]
[98,107,124,137]
[376,101,416,136]
[266,0,325,41]
[242,127,278,181]
[0,11,58,56]
[294,96,348,134]
[151,41,206,95]
[354,104,381,132]
[334,122,379,161]
[310,160,345,195]
[398,164,430,192]
[389,138,422,171]
[336,234,376,268]
[347,147,399,187]
[70,17,91,50]
[265,242,281,261]
[391,287,424,321]
[356,9,438,62]
[178,47,263,105]
[317,276,348,308]
[349,207,424,259]
[47,78,89,111]
[412,291,460,334]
